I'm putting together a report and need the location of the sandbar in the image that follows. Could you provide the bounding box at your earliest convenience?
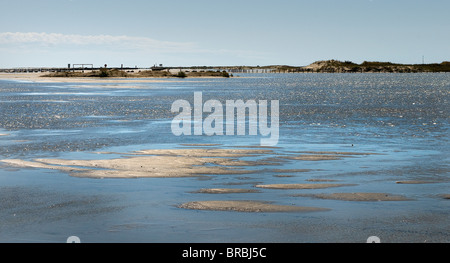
[133,148,272,158]
[293,151,381,156]
[255,183,356,189]
[218,181,263,186]
[281,155,343,161]
[395,180,436,184]
[306,179,339,182]
[180,144,222,147]
[1,159,88,172]
[268,169,312,173]
[178,200,330,213]
[440,194,450,199]
[280,151,381,161]
[293,193,412,201]
[193,188,261,194]
[232,145,282,149]
[0,148,275,179]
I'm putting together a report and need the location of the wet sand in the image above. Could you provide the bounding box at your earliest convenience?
[281,154,343,161]
[193,188,261,194]
[180,143,223,147]
[2,144,447,219]
[292,151,382,156]
[2,149,271,178]
[0,148,370,181]
[293,193,412,201]
[1,159,89,172]
[178,201,330,213]
[0,147,382,213]
[268,169,312,173]
[306,179,339,182]
[273,174,295,177]
[255,183,357,189]
[396,180,437,184]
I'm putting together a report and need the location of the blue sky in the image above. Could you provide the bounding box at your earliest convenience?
[0,0,449,67]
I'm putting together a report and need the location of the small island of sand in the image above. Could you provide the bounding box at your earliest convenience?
[293,193,412,201]
[178,200,330,213]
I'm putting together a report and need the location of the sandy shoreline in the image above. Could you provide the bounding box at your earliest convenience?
[0,72,235,84]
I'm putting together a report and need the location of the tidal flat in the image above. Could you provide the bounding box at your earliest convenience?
[0,73,449,242]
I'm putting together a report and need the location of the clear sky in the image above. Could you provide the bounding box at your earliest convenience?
[0,0,449,68]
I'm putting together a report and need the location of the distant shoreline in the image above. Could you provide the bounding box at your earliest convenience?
[0,72,176,83]
[2,60,450,75]
[1,59,450,83]
[0,70,233,83]
[243,60,450,73]
[290,60,450,73]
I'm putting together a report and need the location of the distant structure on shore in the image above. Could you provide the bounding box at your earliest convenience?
[151,64,167,71]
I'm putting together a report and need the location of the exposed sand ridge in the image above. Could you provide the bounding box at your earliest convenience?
[1,146,417,213]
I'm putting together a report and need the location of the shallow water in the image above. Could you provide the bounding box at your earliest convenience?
[0,73,449,243]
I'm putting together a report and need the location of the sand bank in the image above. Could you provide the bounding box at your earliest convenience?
[280,151,383,161]
[255,183,356,189]
[306,179,339,182]
[0,148,275,179]
[180,144,222,147]
[218,181,263,186]
[395,180,436,184]
[133,148,272,158]
[293,151,381,156]
[268,169,312,173]
[293,193,411,201]
[178,201,329,213]
[1,159,88,172]
[193,188,261,194]
[273,174,295,177]
[281,155,343,161]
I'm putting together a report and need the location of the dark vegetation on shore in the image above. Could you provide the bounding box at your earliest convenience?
[275,60,450,73]
[42,68,232,78]
[35,60,450,77]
